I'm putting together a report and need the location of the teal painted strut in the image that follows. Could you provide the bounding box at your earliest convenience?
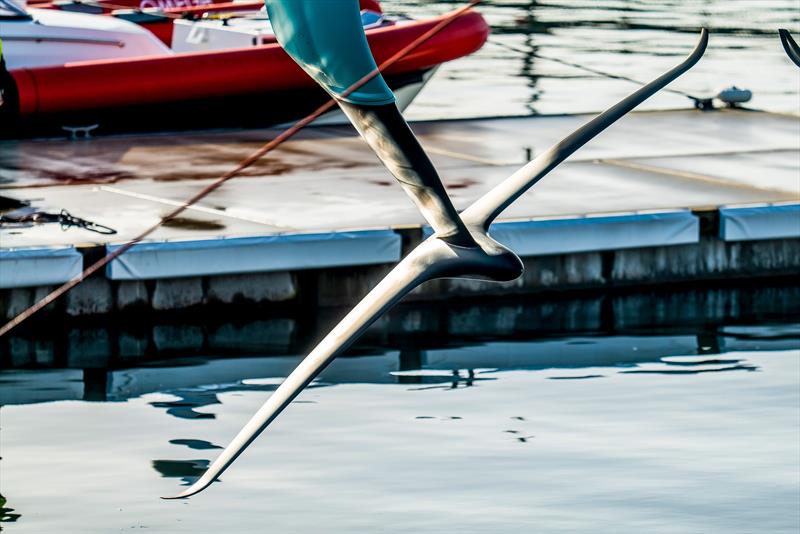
[265,0,395,105]
[266,0,475,247]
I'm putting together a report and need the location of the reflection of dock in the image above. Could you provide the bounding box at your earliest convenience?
[2,329,797,407]
[2,284,798,406]
[0,109,798,319]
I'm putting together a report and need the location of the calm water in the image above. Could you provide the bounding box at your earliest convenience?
[1,286,799,532]
[389,0,800,119]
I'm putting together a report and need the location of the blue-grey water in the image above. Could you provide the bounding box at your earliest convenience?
[390,0,800,119]
[1,285,799,533]
[2,348,798,532]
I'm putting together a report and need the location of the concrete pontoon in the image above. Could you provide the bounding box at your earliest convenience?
[0,107,798,318]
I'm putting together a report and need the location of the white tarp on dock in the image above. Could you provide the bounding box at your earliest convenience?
[105,229,401,280]
[719,203,800,241]
[0,246,82,288]
[487,210,699,256]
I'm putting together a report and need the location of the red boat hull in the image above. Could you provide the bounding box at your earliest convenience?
[6,9,488,136]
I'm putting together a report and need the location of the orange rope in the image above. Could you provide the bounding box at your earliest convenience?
[0,0,481,338]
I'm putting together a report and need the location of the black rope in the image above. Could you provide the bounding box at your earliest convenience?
[489,40,714,110]
[0,209,117,234]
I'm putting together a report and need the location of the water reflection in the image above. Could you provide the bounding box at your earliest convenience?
[168,439,223,451]
[151,391,221,420]
[0,495,21,524]
[397,368,493,390]
[503,429,536,443]
[151,460,213,487]
[382,0,800,118]
[548,374,604,380]
[0,286,797,503]
[3,347,797,532]
[148,382,327,421]
[618,357,759,375]
[1,284,798,407]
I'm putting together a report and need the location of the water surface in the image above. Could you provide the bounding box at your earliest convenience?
[2,349,798,532]
[391,0,800,119]
[1,286,799,533]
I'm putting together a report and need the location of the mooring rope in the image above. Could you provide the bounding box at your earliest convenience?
[0,0,481,338]
[489,39,710,108]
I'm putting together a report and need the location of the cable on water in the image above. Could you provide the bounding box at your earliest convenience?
[0,0,483,338]
[489,39,713,109]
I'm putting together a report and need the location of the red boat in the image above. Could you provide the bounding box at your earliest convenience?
[0,0,489,136]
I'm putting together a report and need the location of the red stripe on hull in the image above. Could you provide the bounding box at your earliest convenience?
[10,10,489,118]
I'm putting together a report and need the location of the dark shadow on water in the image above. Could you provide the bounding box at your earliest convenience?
[0,494,21,523]
[618,356,761,375]
[169,439,223,451]
[403,368,496,391]
[151,460,214,487]
[548,374,605,380]
[620,364,759,375]
[149,382,329,422]
[151,392,222,420]
[661,358,742,366]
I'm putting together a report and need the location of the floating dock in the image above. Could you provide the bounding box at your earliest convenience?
[0,108,798,322]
